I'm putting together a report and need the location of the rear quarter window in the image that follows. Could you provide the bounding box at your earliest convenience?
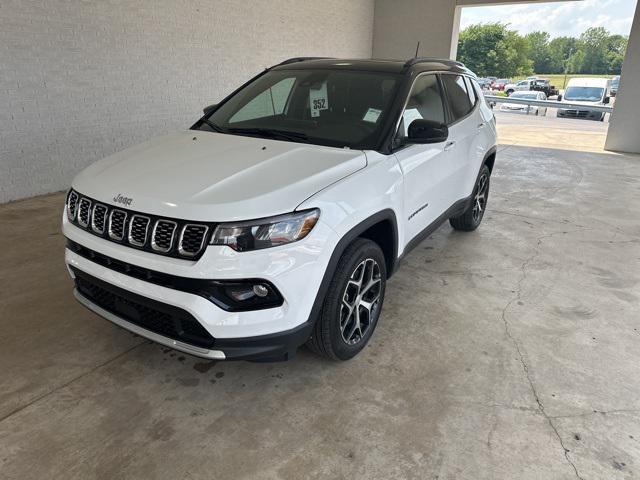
[441,74,473,122]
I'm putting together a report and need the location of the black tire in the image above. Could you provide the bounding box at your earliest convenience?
[449,164,490,232]
[306,238,386,360]
[506,89,514,96]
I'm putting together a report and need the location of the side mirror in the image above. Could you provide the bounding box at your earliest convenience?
[557,94,563,102]
[203,104,218,115]
[603,96,610,104]
[405,119,449,144]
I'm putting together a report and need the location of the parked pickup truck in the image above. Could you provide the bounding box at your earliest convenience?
[531,79,558,97]
[505,78,558,97]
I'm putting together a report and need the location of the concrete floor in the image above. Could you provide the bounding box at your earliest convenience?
[1,144,640,480]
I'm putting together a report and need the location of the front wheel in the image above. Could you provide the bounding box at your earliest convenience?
[306,238,386,360]
[449,164,490,231]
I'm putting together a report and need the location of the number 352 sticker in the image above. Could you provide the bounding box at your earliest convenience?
[310,82,329,118]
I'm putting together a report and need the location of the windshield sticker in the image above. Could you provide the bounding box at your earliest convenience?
[309,82,328,118]
[362,108,382,123]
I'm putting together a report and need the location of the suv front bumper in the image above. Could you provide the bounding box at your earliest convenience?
[557,108,604,120]
[63,214,337,360]
[72,267,313,361]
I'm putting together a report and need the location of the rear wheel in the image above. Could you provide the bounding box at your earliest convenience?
[449,164,490,231]
[306,238,386,360]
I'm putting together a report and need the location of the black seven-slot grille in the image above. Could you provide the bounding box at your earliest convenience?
[72,266,215,349]
[66,190,212,260]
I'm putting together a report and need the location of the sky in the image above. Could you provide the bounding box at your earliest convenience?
[460,0,637,38]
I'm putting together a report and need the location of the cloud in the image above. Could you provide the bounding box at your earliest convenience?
[460,0,636,37]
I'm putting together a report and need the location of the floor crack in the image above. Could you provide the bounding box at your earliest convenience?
[500,230,586,480]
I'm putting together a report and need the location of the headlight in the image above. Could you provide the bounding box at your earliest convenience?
[211,209,320,251]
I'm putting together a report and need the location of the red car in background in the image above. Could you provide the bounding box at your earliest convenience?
[493,79,510,91]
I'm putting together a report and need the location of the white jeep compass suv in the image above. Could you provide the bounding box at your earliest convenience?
[63,57,497,361]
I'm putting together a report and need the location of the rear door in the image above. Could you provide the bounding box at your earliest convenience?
[439,74,484,202]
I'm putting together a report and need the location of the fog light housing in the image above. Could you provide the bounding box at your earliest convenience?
[195,280,283,311]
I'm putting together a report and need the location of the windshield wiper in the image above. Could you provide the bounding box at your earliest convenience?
[227,127,311,143]
[200,118,227,133]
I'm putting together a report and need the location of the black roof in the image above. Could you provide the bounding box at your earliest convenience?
[271,57,474,76]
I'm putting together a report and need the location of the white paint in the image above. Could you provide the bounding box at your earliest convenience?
[63,68,497,342]
[0,0,374,202]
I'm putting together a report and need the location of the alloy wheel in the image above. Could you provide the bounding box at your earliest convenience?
[340,258,382,345]
[472,172,489,223]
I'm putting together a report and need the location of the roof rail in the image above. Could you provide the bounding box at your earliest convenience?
[404,57,465,68]
[276,57,335,66]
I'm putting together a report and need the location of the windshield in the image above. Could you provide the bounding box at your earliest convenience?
[564,86,605,102]
[511,92,538,99]
[195,69,402,150]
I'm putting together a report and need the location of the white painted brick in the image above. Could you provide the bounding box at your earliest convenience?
[1,0,374,202]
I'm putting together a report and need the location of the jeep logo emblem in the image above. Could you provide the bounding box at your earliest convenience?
[113,194,133,206]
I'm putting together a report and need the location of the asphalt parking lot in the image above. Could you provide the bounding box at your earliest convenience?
[494,108,610,153]
[495,108,610,130]
[1,141,639,479]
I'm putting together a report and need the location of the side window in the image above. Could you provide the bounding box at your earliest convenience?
[398,74,445,137]
[230,77,296,123]
[441,74,473,122]
[464,77,477,106]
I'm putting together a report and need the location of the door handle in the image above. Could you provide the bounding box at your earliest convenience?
[477,123,485,129]
[444,141,456,151]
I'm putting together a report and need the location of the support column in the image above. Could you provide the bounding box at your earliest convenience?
[372,0,458,60]
[605,0,640,154]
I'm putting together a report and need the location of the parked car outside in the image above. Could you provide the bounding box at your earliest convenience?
[477,77,491,89]
[531,79,559,97]
[499,91,548,116]
[611,75,620,96]
[504,79,533,96]
[62,57,498,362]
[493,79,510,91]
[557,77,611,121]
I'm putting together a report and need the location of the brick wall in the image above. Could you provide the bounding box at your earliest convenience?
[0,0,374,202]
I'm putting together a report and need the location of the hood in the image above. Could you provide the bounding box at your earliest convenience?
[560,99,604,106]
[73,131,367,221]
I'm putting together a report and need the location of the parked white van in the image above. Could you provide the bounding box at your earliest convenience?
[557,77,611,121]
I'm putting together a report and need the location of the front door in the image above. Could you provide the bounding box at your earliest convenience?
[393,74,457,247]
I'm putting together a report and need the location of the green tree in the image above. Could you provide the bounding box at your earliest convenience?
[606,34,628,74]
[579,27,612,73]
[457,23,533,77]
[567,49,585,73]
[458,24,628,75]
[548,36,578,73]
[525,31,553,73]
